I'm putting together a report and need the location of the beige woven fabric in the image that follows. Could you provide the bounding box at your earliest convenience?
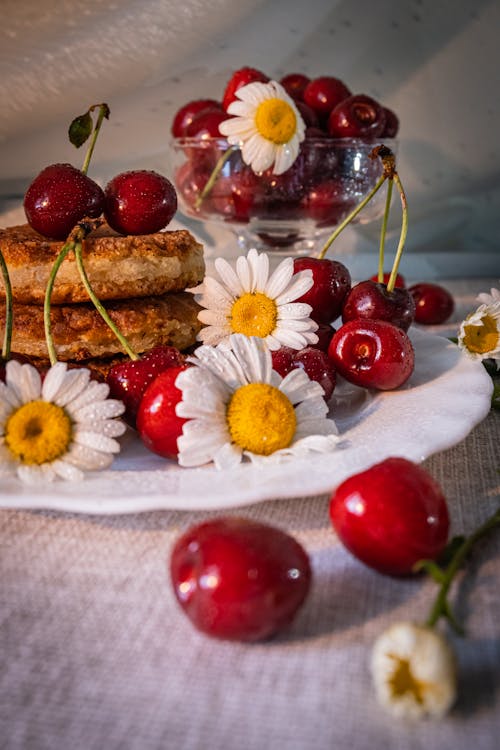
[1,278,499,750]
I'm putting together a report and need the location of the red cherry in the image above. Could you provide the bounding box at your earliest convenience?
[211,168,261,223]
[329,457,450,576]
[104,170,177,235]
[175,162,211,211]
[222,67,270,112]
[185,109,229,140]
[171,99,222,138]
[271,345,336,400]
[295,101,319,129]
[293,257,351,324]
[24,163,105,240]
[369,272,406,288]
[311,322,336,352]
[279,73,310,101]
[137,365,188,458]
[409,283,455,325]
[106,346,185,428]
[380,107,399,138]
[328,94,386,138]
[328,319,415,390]
[170,517,311,641]
[303,76,351,117]
[342,280,415,332]
[300,179,354,225]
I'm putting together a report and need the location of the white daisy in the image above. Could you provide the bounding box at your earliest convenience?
[191,248,318,351]
[457,289,500,368]
[0,360,126,484]
[371,622,457,720]
[218,80,306,175]
[175,334,339,469]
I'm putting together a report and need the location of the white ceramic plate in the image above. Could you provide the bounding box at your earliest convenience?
[0,329,493,514]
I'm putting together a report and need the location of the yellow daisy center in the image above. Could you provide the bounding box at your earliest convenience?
[388,656,425,705]
[255,98,297,145]
[463,314,499,355]
[230,292,277,338]
[226,382,296,455]
[5,400,73,465]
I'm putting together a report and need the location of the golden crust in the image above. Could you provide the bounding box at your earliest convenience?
[0,223,205,304]
[2,292,202,361]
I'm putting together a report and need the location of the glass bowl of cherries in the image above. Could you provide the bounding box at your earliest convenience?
[169,68,398,255]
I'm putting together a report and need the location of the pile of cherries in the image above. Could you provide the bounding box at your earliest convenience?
[171,67,399,227]
[23,162,178,240]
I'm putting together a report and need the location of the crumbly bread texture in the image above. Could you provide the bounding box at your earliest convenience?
[2,292,202,361]
[0,223,205,304]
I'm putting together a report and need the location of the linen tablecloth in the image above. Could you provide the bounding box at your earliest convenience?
[1,280,499,750]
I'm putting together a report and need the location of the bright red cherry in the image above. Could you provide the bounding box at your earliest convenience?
[369,272,406,288]
[409,282,455,325]
[303,76,351,117]
[328,319,415,390]
[271,345,336,400]
[171,99,222,138]
[329,457,450,576]
[328,94,386,138]
[222,67,270,112]
[293,257,351,324]
[24,163,105,240]
[280,73,310,101]
[104,170,177,235]
[106,346,185,428]
[170,517,312,641]
[136,365,188,458]
[342,280,415,332]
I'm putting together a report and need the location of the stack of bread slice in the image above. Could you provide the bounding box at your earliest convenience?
[0,222,205,378]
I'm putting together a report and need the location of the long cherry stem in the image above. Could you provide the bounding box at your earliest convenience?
[0,249,13,359]
[386,172,408,293]
[377,178,393,283]
[73,241,139,361]
[425,506,500,634]
[194,145,236,209]
[81,104,108,176]
[317,173,387,260]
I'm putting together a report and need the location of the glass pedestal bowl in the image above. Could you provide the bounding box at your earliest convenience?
[170,136,396,256]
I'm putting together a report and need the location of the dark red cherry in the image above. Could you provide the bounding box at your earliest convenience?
[24,163,105,240]
[312,322,336,352]
[409,282,455,325]
[171,99,222,138]
[330,457,450,576]
[185,109,229,139]
[303,76,351,117]
[300,179,354,225]
[342,280,415,332]
[106,346,185,428]
[295,101,319,129]
[380,107,399,138]
[271,345,336,400]
[328,94,386,138]
[294,257,351,324]
[104,170,177,235]
[280,73,310,101]
[222,67,270,112]
[170,517,311,641]
[369,272,406,288]
[328,319,415,390]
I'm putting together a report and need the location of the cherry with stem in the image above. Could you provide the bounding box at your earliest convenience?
[416,505,500,635]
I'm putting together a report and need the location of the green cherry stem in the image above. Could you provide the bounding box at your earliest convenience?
[317,173,387,260]
[386,171,408,294]
[377,177,393,283]
[81,104,109,176]
[44,240,74,366]
[194,145,236,209]
[0,249,13,359]
[73,240,139,361]
[424,505,500,634]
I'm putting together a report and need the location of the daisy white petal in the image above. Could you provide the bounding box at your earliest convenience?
[278,302,315,320]
[275,270,314,304]
[476,286,500,306]
[264,257,294,298]
[0,362,125,483]
[272,328,312,349]
[176,336,338,469]
[197,325,231,346]
[371,622,456,720]
[214,257,245,296]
